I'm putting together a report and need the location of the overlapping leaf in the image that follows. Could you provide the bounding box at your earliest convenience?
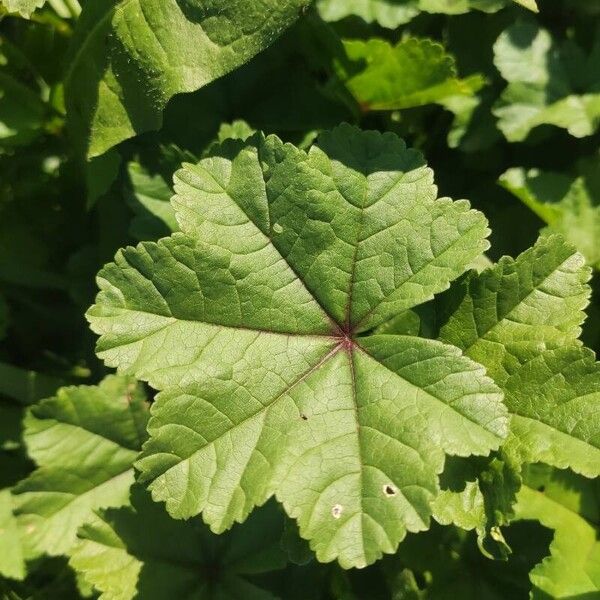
[70,488,286,600]
[65,0,310,158]
[493,22,600,141]
[317,0,419,28]
[433,235,596,547]
[12,375,148,556]
[88,125,507,568]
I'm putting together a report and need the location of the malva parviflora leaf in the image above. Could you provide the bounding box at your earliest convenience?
[439,235,599,476]
[65,0,311,159]
[87,124,508,569]
[70,488,287,600]
[432,235,594,548]
[12,375,149,557]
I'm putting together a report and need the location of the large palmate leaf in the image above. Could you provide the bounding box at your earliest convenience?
[12,375,149,557]
[493,22,600,141]
[339,38,483,112]
[516,466,600,598]
[65,0,310,158]
[499,167,600,269]
[88,125,507,568]
[70,488,287,600]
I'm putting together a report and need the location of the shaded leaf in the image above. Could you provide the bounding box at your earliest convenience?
[70,488,286,600]
[65,0,310,158]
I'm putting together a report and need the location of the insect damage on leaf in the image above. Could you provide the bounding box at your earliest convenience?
[87,124,508,569]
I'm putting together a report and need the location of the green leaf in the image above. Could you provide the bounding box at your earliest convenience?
[340,38,484,111]
[65,0,310,159]
[439,235,591,384]
[0,362,63,406]
[502,345,600,477]
[317,0,420,28]
[12,375,149,557]
[0,489,25,580]
[499,168,600,269]
[88,125,507,568]
[69,488,287,600]
[493,22,600,141]
[516,466,600,599]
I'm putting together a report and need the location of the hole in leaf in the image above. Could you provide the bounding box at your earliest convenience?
[383,484,397,497]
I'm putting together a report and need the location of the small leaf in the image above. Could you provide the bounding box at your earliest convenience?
[0,0,46,18]
[13,375,149,557]
[125,162,178,242]
[513,0,538,11]
[503,345,600,478]
[88,125,507,568]
[340,38,484,112]
[317,0,419,29]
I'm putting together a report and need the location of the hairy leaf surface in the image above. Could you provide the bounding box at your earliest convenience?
[88,125,507,568]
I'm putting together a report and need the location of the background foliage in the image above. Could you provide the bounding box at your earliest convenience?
[0,0,599,598]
